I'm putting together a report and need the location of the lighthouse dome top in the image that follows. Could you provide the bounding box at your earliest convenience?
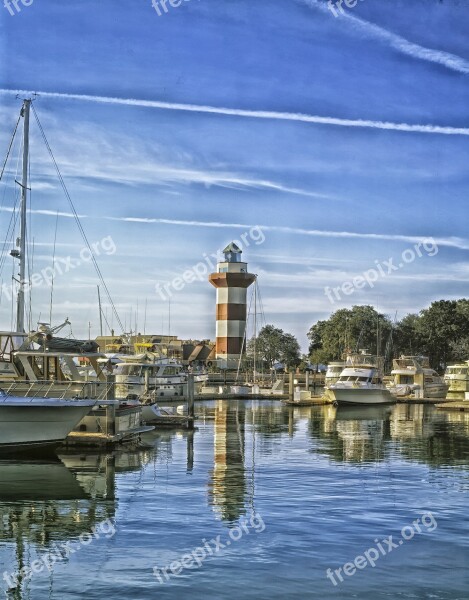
[222,242,242,263]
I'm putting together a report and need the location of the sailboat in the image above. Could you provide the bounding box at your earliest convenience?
[229,278,282,397]
[0,98,100,453]
[231,276,263,397]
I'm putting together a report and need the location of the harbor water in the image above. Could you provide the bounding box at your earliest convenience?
[0,400,468,599]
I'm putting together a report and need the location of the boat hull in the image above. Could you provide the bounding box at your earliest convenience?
[0,399,96,452]
[329,387,395,405]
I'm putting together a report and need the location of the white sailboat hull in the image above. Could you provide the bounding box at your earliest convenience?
[0,397,96,451]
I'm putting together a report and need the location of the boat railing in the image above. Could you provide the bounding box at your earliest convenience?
[392,355,430,370]
[2,380,114,400]
[345,354,382,369]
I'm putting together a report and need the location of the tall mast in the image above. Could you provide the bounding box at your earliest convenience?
[253,277,257,382]
[97,285,103,337]
[16,99,31,333]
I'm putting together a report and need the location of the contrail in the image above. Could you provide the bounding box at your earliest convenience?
[1,89,468,136]
[306,0,469,75]
[1,205,467,249]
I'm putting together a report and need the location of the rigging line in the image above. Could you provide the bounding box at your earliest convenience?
[28,237,34,331]
[100,304,112,334]
[49,211,59,324]
[0,196,19,279]
[0,112,21,183]
[256,278,267,330]
[236,283,255,382]
[31,104,125,333]
[27,147,34,331]
[0,129,23,279]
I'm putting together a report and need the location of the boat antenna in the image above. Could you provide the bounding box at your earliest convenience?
[168,298,171,338]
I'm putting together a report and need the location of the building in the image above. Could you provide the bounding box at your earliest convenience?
[208,242,255,369]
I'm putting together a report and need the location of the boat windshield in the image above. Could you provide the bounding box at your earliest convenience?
[338,376,370,382]
[120,365,143,376]
[447,367,469,375]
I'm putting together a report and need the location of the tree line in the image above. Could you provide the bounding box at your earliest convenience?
[247,300,469,372]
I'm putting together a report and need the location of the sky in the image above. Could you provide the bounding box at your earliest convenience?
[0,0,468,351]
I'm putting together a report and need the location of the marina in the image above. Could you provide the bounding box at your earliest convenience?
[1,2,468,598]
[0,400,468,599]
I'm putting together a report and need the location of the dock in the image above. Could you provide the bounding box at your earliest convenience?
[63,425,155,448]
[282,396,331,406]
[145,415,195,428]
[435,401,469,412]
[396,396,453,404]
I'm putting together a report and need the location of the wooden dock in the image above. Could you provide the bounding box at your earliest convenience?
[195,393,288,401]
[282,396,331,407]
[435,401,469,412]
[396,397,453,404]
[63,425,154,448]
[145,415,195,428]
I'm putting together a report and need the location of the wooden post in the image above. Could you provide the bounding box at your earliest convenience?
[106,375,116,437]
[289,371,294,401]
[187,373,195,430]
[305,371,310,394]
[187,431,194,472]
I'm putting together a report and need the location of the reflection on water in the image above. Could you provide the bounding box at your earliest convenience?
[0,446,153,599]
[1,401,468,599]
[208,401,246,522]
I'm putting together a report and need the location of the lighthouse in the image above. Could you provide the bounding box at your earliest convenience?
[208,243,256,369]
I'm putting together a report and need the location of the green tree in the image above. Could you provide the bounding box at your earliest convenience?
[307,305,392,364]
[247,324,301,369]
[417,299,469,369]
[393,313,422,356]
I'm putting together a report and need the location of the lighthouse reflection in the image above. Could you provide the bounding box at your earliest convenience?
[208,400,247,522]
[207,400,290,523]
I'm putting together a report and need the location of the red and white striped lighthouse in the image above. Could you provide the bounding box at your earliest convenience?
[208,243,255,368]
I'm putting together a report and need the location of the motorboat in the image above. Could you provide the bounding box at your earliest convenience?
[328,350,395,405]
[0,393,97,454]
[388,356,448,399]
[444,361,469,400]
[114,355,191,399]
[324,361,346,386]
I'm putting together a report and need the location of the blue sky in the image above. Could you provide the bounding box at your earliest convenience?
[0,0,468,350]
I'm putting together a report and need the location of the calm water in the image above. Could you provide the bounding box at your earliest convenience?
[0,401,468,599]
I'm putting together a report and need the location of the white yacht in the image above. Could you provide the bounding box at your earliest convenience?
[388,356,448,399]
[0,393,96,453]
[114,355,203,399]
[444,361,469,400]
[328,351,394,405]
[324,361,346,387]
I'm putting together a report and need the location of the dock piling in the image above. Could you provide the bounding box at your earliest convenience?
[289,372,294,401]
[106,375,116,437]
[187,373,195,430]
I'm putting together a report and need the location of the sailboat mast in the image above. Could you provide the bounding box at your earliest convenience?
[253,277,257,382]
[16,99,31,333]
[97,285,103,336]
